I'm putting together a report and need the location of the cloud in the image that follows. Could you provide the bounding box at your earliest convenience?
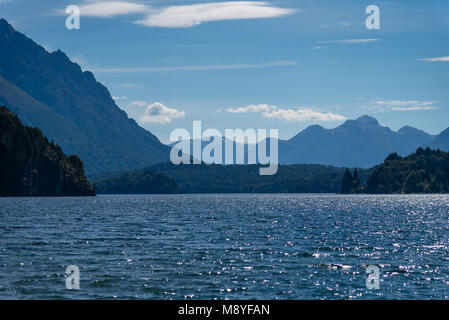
[263,108,346,122]
[119,82,142,88]
[135,1,296,28]
[320,21,351,28]
[77,1,149,18]
[135,102,185,124]
[316,38,380,44]
[226,104,274,113]
[62,1,295,27]
[419,56,449,62]
[226,104,346,122]
[91,60,296,73]
[128,100,147,107]
[112,96,127,101]
[363,99,438,112]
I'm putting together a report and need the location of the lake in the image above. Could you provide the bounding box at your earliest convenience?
[0,194,448,299]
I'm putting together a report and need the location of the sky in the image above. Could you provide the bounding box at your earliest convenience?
[1,0,448,143]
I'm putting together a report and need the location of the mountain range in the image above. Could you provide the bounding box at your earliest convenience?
[277,115,447,168]
[0,18,169,175]
[0,18,447,173]
[174,116,448,168]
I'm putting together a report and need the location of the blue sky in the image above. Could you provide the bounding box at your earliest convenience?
[1,0,448,143]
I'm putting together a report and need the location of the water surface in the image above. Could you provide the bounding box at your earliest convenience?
[0,194,448,299]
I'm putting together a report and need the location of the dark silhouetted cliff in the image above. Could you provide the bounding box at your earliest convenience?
[0,106,95,196]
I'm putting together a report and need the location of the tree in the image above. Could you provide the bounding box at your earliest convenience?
[352,168,360,192]
[404,171,424,193]
[341,168,353,194]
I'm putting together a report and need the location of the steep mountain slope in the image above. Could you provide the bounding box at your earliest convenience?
[427,128,449,151]
[0,18,169,174]
[280,115,435,168]
[0,106,95,196]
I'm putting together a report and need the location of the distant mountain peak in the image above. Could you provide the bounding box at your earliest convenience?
[304,124,325,132]
[354,115,379,126]
[398,125,427,135]
[339,115,379,130]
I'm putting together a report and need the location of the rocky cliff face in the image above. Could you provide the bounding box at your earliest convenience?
[0,106,95,196]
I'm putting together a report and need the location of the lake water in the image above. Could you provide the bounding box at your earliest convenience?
[0,194,448,299]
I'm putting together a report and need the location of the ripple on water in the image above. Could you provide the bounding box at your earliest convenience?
[0,194,448,299]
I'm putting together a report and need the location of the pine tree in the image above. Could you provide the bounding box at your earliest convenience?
[341,168,353,194]
[352,168,360,192]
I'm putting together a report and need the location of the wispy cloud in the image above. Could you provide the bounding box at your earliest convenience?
[112,96,127,101]
[136,1,296,28]
[61,1,296,27]
[419,56,449,62]
[91,60,296,73]
[131,101,185,124]
[226,104,346,122]
[363,99,438,112]
[320,21,351,28]
[77,1,149,17]
[226,104,274,113]
[119,82,142,88]
[316,38,380,44]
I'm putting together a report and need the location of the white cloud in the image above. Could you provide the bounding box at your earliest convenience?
[128,100,147,107]
[119,82,142,88]
[61,1,295,27]
[136,102,185,124]
[112,95,127,101]
[320,21,351,28]
[78,1,149,18]
[316,38,380,44]
[226,104,275,113]
[226,104,346,122]
[363,99,438,112]
[263,108,346,122]
[91,60,296,73]
[419,56,449,62]
[135,1,296,28]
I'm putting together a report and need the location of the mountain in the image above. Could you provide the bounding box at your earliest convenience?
[0,106,95,196]
[0,18,169,175]
[168,116,445,169]
[427,128,449,151]
[279,115,435,168]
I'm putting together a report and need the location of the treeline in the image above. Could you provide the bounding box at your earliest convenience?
[94,162,371,194]
[0,106,95,196]
[94,170,181,194]
[341,147,449,194]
